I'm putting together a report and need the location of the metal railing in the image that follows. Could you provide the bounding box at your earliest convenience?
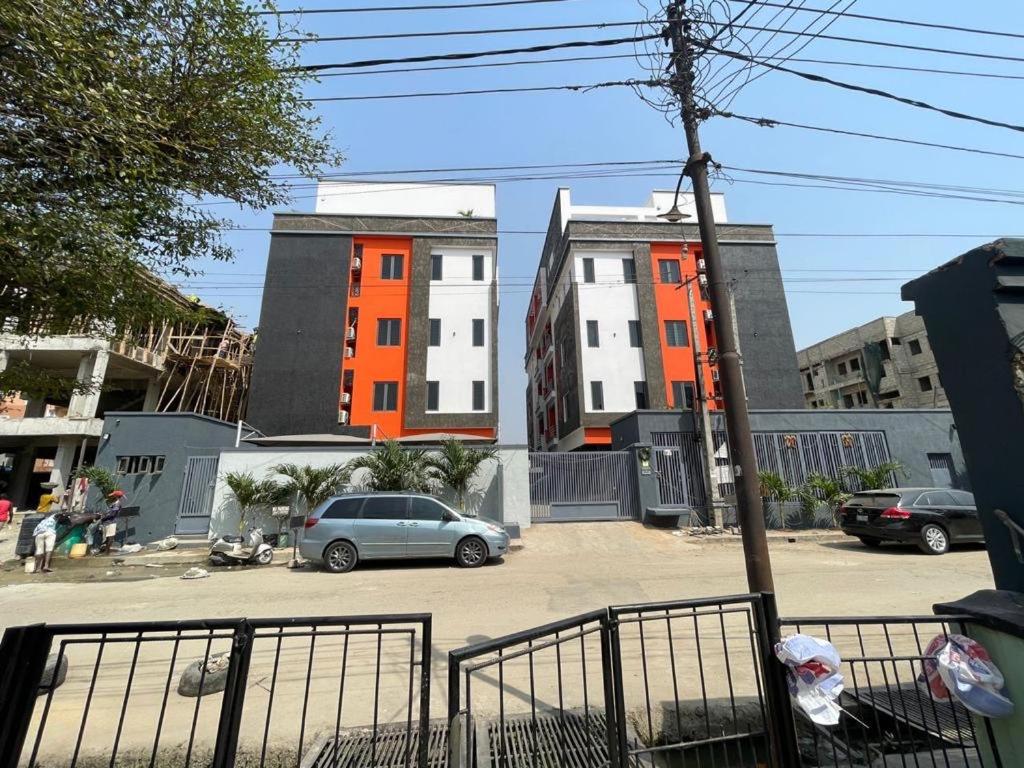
[0,614,432,768]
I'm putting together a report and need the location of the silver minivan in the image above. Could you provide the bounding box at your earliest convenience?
[299,493,510,573]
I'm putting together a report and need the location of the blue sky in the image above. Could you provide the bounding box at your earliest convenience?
[187,1,1024,442]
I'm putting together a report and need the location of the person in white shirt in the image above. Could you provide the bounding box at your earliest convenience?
[33,512,59,573]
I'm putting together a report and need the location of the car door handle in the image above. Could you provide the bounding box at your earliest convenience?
[396,522,407,527]
[407,522,419,527]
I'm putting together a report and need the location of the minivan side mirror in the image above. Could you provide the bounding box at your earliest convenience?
[442,510,459,522]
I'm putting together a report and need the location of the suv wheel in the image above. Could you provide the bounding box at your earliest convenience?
[455,537,487,568]
[919,524,950,555]
[324,541,358,573]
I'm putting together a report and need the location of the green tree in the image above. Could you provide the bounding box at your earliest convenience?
[223,471,284,532]
[842,461,906,491]
[425,438,498,510]
[75,466,121,499]
[1,0,337,394]
[349,441,434,492]
[272,463,352,515]
[758,471,793,528]
[799,473,850,528]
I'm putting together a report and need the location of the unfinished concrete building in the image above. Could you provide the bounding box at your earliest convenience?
[797,309,947,410]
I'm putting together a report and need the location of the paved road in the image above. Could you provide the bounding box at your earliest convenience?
[1,523,993,764]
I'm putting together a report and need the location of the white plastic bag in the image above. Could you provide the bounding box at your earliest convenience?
[776,634,845,726]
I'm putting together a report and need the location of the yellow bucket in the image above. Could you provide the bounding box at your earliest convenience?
[68,543,88,559]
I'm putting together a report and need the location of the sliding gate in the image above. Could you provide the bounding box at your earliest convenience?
[528,452,640,522]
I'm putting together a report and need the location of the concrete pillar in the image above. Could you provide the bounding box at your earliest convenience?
[9,446,35,509]
[142,378,162,411]
[68,349,109,419]
[22,399,46,418]
[49,438,78,494]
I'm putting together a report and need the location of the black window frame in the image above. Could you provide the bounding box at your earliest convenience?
[586,320,600,348]
[628,320,642,348]
[918,375,933,392]
[472,318,485,347]
[671,380,695,409]
[381,253,404,280]
[430,253,443,281]
[428,318,441,347]
[658,259,681,284]
[582,257,596,284]
[360,496,409,520]
[590,381,605,411]
[472,380,485,411]
[634,380,648,409]
[664,320,689,348]
[622,258,637,284]
[850,357,861,371]
[837,361,847,376]
[376,318,402,346]
[472,254,485,281]
[843,393,855,408]
[949,490,975,507]
[372,381,399,411]
[908,338,923,355]
[426,380,440,412]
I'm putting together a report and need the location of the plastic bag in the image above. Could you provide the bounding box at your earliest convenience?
[776,634,845,726]
[920,634,1013,718]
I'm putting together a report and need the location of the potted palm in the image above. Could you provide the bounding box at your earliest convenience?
[425,438,498,513]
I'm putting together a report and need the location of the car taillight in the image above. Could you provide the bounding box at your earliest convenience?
[838,504,848,517]
[880,506,911,519]
[303,517,318,528]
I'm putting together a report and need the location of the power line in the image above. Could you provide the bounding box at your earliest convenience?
[260,0,577,14]
[305,78,661,102]
[699,40,1024,134]
[714,110,1024,162]
[301,52,644,79]
[757,56,1024,81]
[293,33,661,72]
[741,1,1024,41]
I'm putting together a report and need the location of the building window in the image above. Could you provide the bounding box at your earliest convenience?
[381,253,404,280]
[116,455,166,475]
[428,318,441,346]
[582,257,595,284]
[426,381,439,411]
[590,381,605,411]
[879,340,891,361]
[373,381,399,411]
[472,254,485,281]
[850,357,861,371]
[622,258,637,284]
[908,338,923,355]
[671,380,695,409]
[658,259,681,284]
[472,380,485,411]
[628,320,642,347]
[430,253,443,281]
[804,371,813,389]
[891,336,902,346]
[376,318,401,346]
[634,381,648,409]
[918,375,933,392]
[856,390,869,405]
[837,361,847,376]
[664,320,689,347]
[586,320,600,348]
[843,393,855,408]
[879,390,900,400]
[472,318,485,347]
[810,401,818,409]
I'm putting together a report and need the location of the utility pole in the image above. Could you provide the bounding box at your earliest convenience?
[667,0,775,592]
[685,277,722,528]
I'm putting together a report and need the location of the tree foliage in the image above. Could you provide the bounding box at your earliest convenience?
[0,0,337,343]
[223,470,284,531]
[75,466,121,498]
[424,438,498,509]
[349,441,434,493]
[842,461,906,491]
[272,462,351,514]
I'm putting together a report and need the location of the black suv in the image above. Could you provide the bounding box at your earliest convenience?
[839,487,982,555]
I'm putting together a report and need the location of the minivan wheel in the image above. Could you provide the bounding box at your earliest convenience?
[323,541,358,573]
[455,537,487,568]
[919,524,950,555]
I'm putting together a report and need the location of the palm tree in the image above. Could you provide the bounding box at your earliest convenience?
[348,440,433,492]
[758,471,793,528]
[224,471,284,532]
[425,438,499,510]
[272,462,352,515]
[842,460,906,491]
[800,473,850,528]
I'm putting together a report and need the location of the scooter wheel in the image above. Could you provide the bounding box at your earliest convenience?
[209,553,230,567]
[255,548,273,565]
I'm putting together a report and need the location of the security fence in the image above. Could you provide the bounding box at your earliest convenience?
[528,452,640,522]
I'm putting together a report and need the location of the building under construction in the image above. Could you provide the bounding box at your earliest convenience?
[0,283,252,510]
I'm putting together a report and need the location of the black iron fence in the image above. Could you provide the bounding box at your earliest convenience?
[0,615,431,768]
[1,599,1004,768]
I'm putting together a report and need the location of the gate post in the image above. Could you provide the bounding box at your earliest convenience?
[0,625,53,768]
[627,443,660,522]
[211,620,255,768]
[755,593,801,768]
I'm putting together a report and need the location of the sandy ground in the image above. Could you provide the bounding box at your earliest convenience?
[0,523,993,764]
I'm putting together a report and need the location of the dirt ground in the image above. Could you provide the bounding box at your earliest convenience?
[0,523,994,763]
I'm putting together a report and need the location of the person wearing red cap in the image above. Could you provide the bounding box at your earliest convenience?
[100,490,126,553]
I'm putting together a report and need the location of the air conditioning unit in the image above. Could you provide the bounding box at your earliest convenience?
[338,410,350,424]
[703,309,714,322]
[339,392,351,405]
[696,258,707,272]
[351,256,362,271]
[345,326,356,340]
[344,347,354,359]
[697,274,709,288]
[712,370,721,382]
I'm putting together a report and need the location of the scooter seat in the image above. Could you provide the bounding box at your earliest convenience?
[221,535,244,543]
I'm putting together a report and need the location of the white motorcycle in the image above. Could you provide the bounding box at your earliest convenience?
[209,527,274,567]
